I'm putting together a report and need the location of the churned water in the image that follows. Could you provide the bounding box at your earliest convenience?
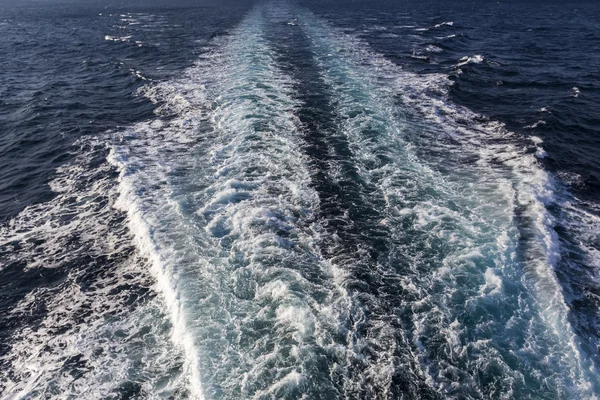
[1,0,599,398]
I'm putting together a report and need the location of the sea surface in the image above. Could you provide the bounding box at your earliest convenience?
[1,0,600,398]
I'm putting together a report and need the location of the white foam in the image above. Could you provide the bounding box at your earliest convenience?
[105,5,356,397]
[439,34,457,40]
[457,54,484,66]
[530,136,543,144]
[0,139,185,399]
[251,370,304,398]
[425,44,443,53]
[297,6,600,396]
[7,3,597,397]
[104,35,131,42]
[479,268,503,296]
[536,148,548,159]
[525,120,546,129]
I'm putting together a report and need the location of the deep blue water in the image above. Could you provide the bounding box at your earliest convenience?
[1,0,599,398]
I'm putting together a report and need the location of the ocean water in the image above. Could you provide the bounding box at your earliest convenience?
[1,0,599,398]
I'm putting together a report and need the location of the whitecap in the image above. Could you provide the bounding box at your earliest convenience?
[425,44,443,53]
[104,35,131,42]
[570,87,581,98]
[525,120,546,129]
[434,21,454,28]
[457,54,484,66]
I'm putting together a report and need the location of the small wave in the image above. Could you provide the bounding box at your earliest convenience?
[438,34,457,40]
[570,87,581,98]
[130,69,147,80]
[434,21,454,28]
[536,148,548,158]
[425,44,443,53]
[525,120,547,129]
[556,170,586,188]
[410,50,429,60]
[457,54,484,66]
[104,35,131,42]
[531,136,544,145]
[371,25,388,31]
[530,136,548,159]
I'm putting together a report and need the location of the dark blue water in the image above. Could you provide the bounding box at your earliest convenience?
[1,0,599,398]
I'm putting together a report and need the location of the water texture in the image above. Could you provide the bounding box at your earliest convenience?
[1,0,599,399]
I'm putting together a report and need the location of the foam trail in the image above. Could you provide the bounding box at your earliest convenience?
[108,7,355,398]
[109,2,600,397]
[262,3,436,397]
[293,5,600,398]
[6,2,598,398]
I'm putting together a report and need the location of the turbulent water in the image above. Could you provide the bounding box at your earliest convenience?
[1,0,600,398]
